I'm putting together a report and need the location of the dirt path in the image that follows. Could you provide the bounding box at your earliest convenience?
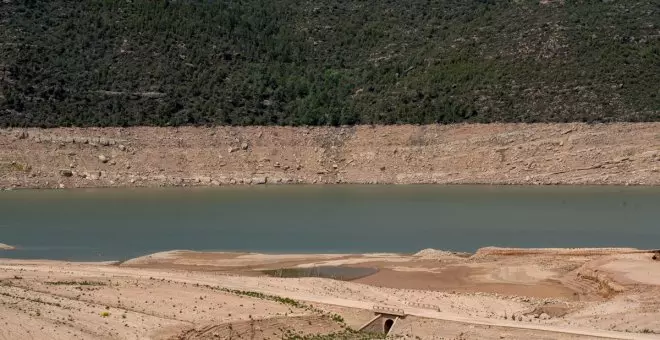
[1,123,659,189]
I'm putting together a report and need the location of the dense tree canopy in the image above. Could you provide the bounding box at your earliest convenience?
[0,0,658,127]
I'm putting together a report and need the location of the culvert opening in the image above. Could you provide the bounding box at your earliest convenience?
[384,318,394,333]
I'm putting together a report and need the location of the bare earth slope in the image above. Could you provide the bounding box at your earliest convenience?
[1,123,659,189]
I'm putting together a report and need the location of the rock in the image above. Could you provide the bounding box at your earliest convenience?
[99,138,110,146]
[332,164,338,169]
[118,144,127,151]
[60,169,73,177]
[252,177,267,185]
[517,315,522,321]
[228,146,238,153]
[98,155,109,163]
[109,160,116,165]
[58,183,65,189]
[539,313,550,320]
[240,142,249,150]
[14,130,28,140]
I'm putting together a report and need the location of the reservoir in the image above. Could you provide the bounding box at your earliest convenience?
[0,185,658,261]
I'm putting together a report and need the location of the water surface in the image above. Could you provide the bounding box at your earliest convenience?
[0,185,658,261]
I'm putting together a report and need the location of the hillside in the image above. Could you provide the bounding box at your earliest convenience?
[1,0,658,127]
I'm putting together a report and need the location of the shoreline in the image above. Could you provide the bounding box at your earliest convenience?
[1,123,659,189]
[3,246,657,263]
[3,181,660,192]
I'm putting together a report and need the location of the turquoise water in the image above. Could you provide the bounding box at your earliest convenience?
[0,185,658,261]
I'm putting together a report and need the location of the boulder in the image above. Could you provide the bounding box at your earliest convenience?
[240,142,249,150]
[98,155,109,163]
[252,177,267,185]
[60,169,73,177]
[539,313,550,320]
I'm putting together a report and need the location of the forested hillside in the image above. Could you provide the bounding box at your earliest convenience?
[1,0,658,127]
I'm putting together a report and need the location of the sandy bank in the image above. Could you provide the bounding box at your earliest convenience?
[0,243,15,250]
[472,247,650,257]
[1,123,659,189]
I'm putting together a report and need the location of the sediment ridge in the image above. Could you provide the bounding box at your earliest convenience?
[1,123,658,189]
[0,243,14,250]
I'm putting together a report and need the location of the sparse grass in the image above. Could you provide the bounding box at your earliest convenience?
[0,162,31,173]
[45,280,107,286]
[0,292,63,308]
[330,314,344,323]
[193,283,352,329]
[100,311,111,317]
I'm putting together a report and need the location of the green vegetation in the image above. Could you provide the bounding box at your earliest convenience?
[1,0,657,127]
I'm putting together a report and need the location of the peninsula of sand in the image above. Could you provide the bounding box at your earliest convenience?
[0,243,14,250]
[1,123,659,189]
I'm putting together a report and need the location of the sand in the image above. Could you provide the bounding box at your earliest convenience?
[1,247,659,339]
[0,243,15,250]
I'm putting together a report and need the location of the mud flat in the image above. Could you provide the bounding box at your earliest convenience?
[1,247,660,339]
[1,123,659,189]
